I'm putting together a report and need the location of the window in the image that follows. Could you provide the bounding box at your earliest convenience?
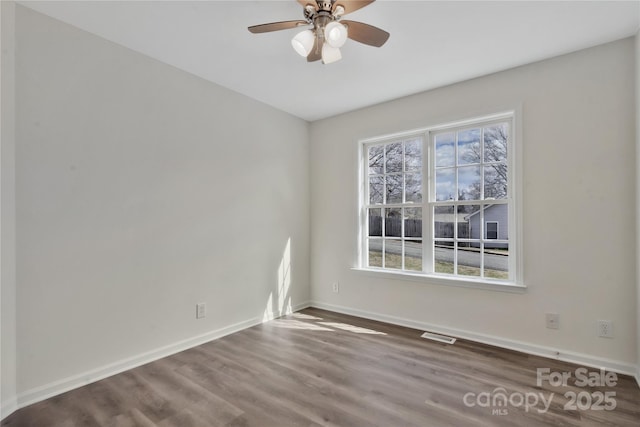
[366,137,423,271]
[361,113,518,286]
[486,222,498,240]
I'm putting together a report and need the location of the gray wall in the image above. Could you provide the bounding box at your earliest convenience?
[310,38,637,366]
[1,0,17,418]
[13,5,310,398]
[636,30,640,384]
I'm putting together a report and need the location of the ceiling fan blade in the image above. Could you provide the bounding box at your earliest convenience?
[297,0,317,9]
[248,20,308,34]
[334,0,375,15]
[307,37,322,62]
[341,20,389,47]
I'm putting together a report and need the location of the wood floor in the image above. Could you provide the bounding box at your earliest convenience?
[3,308,640,426]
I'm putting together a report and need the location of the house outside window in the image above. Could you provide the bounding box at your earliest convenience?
[360,112,520,287]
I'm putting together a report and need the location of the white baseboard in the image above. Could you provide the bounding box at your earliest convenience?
[16,317,261,409]
[1,397,18,422]
[309,301,638,378]
[10,301,311,418]
[6,298,634,420]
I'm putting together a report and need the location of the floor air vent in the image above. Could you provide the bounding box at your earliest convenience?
[421,332,456,344]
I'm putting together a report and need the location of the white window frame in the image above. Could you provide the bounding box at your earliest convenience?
[355,111,524,292]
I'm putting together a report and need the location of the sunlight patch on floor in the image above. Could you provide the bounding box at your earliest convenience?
[317,322,387,335]
[291,313,323,321]
[270,319,334,331]
[267,311,388,335]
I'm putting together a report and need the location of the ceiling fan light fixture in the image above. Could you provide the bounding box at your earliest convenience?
[248,0,387,65]
[321,43,342,64]
[324,21,348,48]
[291,29,315,57]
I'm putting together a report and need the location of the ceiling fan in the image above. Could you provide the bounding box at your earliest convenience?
[248,0,389,64]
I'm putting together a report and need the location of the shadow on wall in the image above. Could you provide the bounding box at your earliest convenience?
[263,238,293,322]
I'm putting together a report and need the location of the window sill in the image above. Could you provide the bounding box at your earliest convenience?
[350,267,526,293]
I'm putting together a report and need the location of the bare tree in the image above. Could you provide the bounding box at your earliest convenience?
[368,145,384,174]
[460,125,508,199]
[368,141,422,204]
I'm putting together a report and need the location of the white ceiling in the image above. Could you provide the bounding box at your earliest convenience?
[19,0,640,121]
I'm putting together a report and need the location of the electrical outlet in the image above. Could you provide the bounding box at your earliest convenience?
[196,303,206,319]
[332,282,339,293]
[545,313,559,329]
[597,320,613,338]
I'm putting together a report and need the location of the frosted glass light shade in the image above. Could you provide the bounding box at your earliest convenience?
[321,44,342,64]
[291,30,315,57]
[324,21,348,48]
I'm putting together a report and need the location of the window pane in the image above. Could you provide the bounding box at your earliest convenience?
[484,165,507,199]
[486,222,498,240]
[405,139,422,171]
[457,243,481,277]
[457,205,480,239]
[434,240,454,274]
[369,176,384,204]
[435,133,455,167]
[384,239,402,269]
[457,128,481,165]
[435,168,455,201]
[386,174,403,204]
[458,166,481,200]
[434,205,454,238]
[404,207,422,238]
[385,142,403,173]
[384,208,401,237]
[368,145,384,174]
[368,208,382,237]
[484,124,508,163]
[405,173,422,203]
[368,239,382,268]
[404,240,422,271]
[485,244,509,280]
